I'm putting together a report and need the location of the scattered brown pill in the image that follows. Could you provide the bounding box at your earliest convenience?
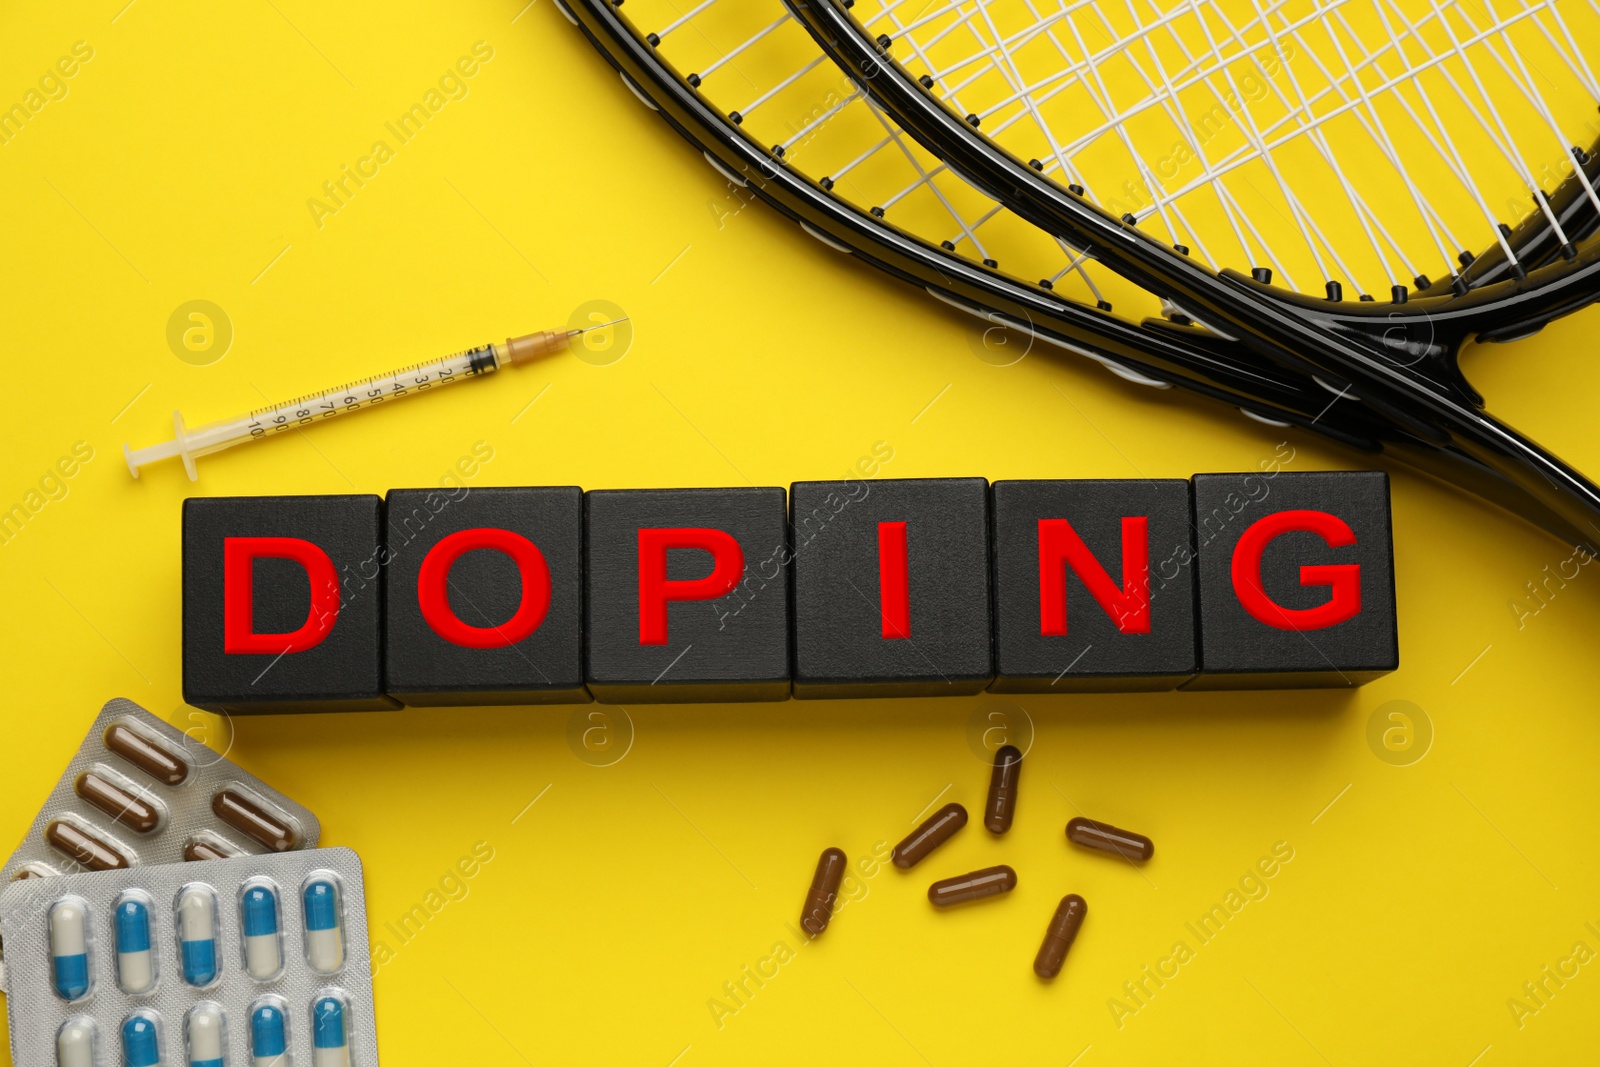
[45,819,129,871]
[103,722,188,786]
[182,836,238,862]
[801,847,848,937]
[928,864,1017,907]
[75,771,161,834]
[1066,817,1154,861]
[892,803,968,869]
[985,744,1022,833]
[212,789,299,852]
[1034,894,1088,979]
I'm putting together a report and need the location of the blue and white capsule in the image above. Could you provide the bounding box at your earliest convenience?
[303,878,344,973]
[55,1018,97,1067]
[122,1013,162,1067]
[116,894,156,994]
[48,897,91,1002]
[176,886,219,987]
[186,1003,225,1067]
[250,1001,289,1067]
[312,996,349,1067]
[241,884,283,980]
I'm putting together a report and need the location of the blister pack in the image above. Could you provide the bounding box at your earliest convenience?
[1,699,321,883]
[0,847,376,1065]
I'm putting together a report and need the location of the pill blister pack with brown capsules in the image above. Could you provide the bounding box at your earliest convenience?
[802,744,1154,983]
[0,699,321,886]
[0,847,375,1066]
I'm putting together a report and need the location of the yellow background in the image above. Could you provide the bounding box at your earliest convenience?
[3,1,1600,1063]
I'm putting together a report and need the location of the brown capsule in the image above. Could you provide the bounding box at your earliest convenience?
[928,864,1017,907]
[45,819,129,871]
[892,803,968,869]
[103,722,188,786]
[985,744,1022,833]
[75,771,161,834]
[1034,894,1088,979]
[1066,817,1154,861]
[800,847,847,937]
[212,789,299,852]
[183,835,238,862]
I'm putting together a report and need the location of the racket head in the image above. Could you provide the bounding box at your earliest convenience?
[558,0,1396,445]
[786,0,1600,542]
[563,0,1600,544]
[787,0,1600,353]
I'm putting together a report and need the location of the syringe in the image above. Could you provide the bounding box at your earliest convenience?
[124,319,625,480]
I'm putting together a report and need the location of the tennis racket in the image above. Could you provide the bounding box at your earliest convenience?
[786,0,1600,544]
[556,0,1403,451]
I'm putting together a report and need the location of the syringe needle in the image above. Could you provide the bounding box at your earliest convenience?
[577,316,628,334]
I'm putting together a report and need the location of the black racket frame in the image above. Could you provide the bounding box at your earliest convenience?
[558,0,1393,445]
[789,0,1600,545]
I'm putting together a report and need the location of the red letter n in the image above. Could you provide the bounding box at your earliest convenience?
[1037,517,1151,636]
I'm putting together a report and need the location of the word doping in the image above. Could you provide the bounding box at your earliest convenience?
[181,471,1399,713]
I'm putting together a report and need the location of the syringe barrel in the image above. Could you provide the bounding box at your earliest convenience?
[226,345,500,447]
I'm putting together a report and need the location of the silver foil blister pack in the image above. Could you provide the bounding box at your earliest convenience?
[0,847,376,1065]
[1,698,321,883]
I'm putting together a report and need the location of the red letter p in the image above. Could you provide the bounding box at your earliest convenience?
[637,528,745,645]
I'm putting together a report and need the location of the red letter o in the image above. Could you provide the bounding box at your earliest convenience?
[417,527,551,648]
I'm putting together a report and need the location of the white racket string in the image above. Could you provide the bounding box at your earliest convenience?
[840,0,1115,292]
[1542,2,1600,98]
[912,0,1359,279]
[657,0,725,40]
[916,0,1334,277]
[932,0,1350,134]
[1206,0,1400,288]
[853,0,1599,291]
[860,98,999,258]
[1466,0,1600,219]
[653,0,1122,305]
[1282,2,1462,278]
[1425,0,1573,247]
[701,11,790,77]
[779,85,864,149]
[734,54,829,119]
[1119,0,1254,265]
[1062,5,1222,261]
[1365,0,1526,266]
[1095,0,1563,264]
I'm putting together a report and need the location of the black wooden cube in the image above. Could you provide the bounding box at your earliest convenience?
[585,487,790,702]
[791,477,992,698]
[383,486,587,706]
[1187,470,1398,688]
[183,495,397,714]
[991,479,1197,691]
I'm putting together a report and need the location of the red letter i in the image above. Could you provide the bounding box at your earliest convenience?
[878,521,910,639]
